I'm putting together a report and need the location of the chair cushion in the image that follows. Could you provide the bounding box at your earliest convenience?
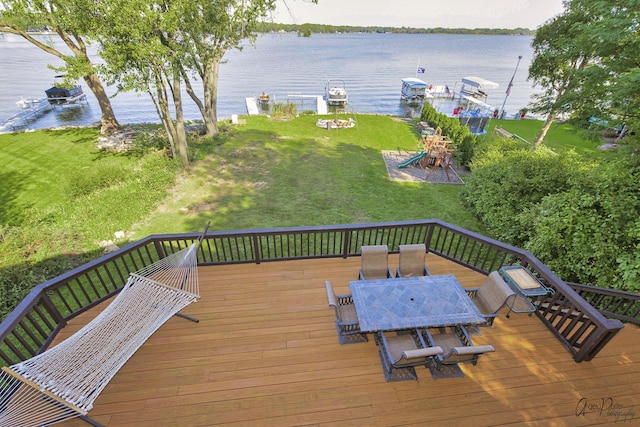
[360,245,390,279]
[398,244,427,277]
[475,271,516,314]
[430,331,464,354]
[386,334,418,364]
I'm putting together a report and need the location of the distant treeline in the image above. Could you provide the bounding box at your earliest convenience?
[256,23,535,36]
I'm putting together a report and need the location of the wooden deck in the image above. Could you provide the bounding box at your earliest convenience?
[57,254,640,427]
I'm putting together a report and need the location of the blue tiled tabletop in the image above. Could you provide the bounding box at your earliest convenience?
[349,274,486,332]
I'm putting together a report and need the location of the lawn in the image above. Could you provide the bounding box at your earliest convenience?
[0,128,178,267]
[0,128,100,225]
[128,114,482,238]
[486,118,604,155]
[0,114,603,259]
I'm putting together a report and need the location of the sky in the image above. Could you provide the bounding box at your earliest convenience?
[272,0,566,30]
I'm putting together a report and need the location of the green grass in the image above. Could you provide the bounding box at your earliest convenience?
[0,127,178,262]
[128,114,481,238]
[1,128,98,225]
[486,118,604,155]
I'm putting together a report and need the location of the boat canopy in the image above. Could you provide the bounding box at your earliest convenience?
[402,77,429,88]
[461,76,499,90]
[461,95,493,112]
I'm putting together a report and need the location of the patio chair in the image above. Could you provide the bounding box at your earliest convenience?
[396,243,431,277]
[422,326,495,378]
[376,330,443,381]
[465,271,517,327]
[358,245,393,280]
[325,281,368,344]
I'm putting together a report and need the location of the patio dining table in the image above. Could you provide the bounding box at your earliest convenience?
[349,274,486,332]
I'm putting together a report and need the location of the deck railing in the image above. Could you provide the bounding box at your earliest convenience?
[0,219,628,366]
[568,283,640,326]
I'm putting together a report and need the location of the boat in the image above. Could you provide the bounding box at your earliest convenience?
[325,79,348,106]
[258,92,270,107]
[455,96,496,135]
[458,76,499,102]
[44,75,87,106]
[425,76,500,135]
[400,77,431,102]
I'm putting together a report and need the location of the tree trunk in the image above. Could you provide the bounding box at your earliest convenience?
[532,111,557,149]
[83,73,121,135]
[202,60,220,137]
[172,72,189,163]
[152,70,177,158]
[181,69,206,134]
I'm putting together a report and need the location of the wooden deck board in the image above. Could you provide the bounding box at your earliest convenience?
[55,256,639,427]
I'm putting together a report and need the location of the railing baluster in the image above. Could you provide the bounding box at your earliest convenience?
[0,220,632,368]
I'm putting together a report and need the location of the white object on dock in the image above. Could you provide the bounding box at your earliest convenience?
[316,96,328,115]
[245,97,259,115]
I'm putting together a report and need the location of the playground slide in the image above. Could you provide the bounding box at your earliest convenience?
[397,151,427,168]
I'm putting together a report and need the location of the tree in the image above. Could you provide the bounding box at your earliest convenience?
[528,4,594,148]
[172,0,316,138]
[98,0,317,161]
[98,0,189,159]
[0,0,121,135]
[568,0,640,141]
[529,0,640,148]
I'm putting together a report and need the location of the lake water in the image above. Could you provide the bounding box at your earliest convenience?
[0,32,539,131]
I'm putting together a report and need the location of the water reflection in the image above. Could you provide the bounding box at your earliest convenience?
[53,104,94,123]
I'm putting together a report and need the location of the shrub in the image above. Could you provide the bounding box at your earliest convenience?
[130,129,172,155]
[460,138,579,246]
[271,102,297,119]
[522,149,640,291]
[461,138,640,290]
[456,134,477,167]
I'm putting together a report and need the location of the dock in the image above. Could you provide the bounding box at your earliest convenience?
[245,94,328,116]
[245,97,260,115]
[0,98,52,133]
[286,93,328,115]
[316,95,328,114]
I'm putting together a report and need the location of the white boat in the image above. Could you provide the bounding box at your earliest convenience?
[400,78,431,102]
[325,79,348,106]
[458,76,499,102]
[425,76,500,135]
[455,96,496,135]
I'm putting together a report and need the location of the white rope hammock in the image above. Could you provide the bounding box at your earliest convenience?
[0,243,200,427]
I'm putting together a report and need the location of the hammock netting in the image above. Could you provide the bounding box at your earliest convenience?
[0,243,200,427]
